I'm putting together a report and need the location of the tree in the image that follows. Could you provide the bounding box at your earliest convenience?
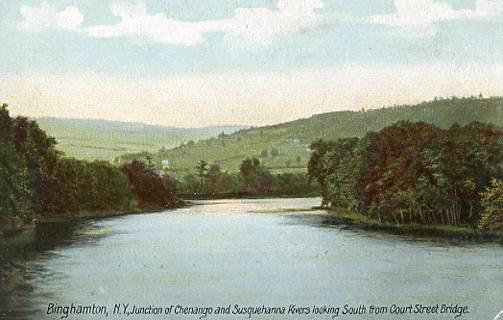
[307,139,330,187]
[206,163,224,194]
[0,102,181,222]
[358,122,443,222]
[479,179,503,231]
[12,117,60,213]
[0,106,32,220]
[48,158,134,213]
[195,160,209,186]
[88,161,135,211]
[239,157,272,193]
[0,141,32,220]
[181,174,200,194]
[0,104,12,140]
[240,158,261,185]
[307,121,503,226]
[121,160,176,209]
[307,138,357,206]
[145,154,155,170]
[273,173,318,196]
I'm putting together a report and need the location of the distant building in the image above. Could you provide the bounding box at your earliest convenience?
[161,160,170,176]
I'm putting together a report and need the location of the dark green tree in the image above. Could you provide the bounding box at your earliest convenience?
[239,157,272,193]
[479,179,503,231]
[195,160,209,186]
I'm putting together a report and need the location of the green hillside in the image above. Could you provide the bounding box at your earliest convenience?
[116,96,503,177]
[36,117,246,161]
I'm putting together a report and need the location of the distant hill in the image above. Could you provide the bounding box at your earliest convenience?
[36,117,246,161]
[116,96,503,177]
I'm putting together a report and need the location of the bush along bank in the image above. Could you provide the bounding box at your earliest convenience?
[175,158,319,199]
[0,104,182,230]
[307,121,503,235]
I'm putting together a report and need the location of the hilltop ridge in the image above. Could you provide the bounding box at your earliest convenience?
[116,96,503,176]
[37,117,246,160]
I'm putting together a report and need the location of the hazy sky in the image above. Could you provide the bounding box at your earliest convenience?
[1,0,503,127]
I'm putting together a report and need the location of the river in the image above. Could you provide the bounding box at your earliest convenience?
[1,198,502,320]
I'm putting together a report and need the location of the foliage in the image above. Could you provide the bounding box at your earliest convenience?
[239,158,273,193]
[195,160,209,185]
[0,141,32,220]
[308,121,503,228]
[11,116,60,213]
[0,105,180,224]
[116,96,503,178]
[176,158,317,196]
[272,173,319,196]
[121,160,177,209]
[0,105,35,219]
[205,163,239,194]
[479,179,503,231]
[46,159,135,213]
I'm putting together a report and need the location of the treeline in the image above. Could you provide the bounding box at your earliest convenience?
[115,96,503,175]
[0,104,179,226]
[176,158,318,197]
[307,121,503,230]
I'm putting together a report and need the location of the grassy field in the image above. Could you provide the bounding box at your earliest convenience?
[117,96,503,177]
[36,117,246,161]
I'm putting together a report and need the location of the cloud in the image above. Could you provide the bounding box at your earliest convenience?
[369,0,472,27]
[218,0,326,43]
[18,1,84,31]
[85,2,214,46]
[369,0,503,37]
[85,0,329,46]
[19,0,503,44]
[474,0,503,18]
[17,0,330,45]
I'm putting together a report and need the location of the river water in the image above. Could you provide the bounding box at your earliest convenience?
[1,198,502,320]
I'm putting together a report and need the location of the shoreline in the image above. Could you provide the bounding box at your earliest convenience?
[178,192,319,200]
[1,197,502,243]
[0,202,185,236]
[322,206,503,242]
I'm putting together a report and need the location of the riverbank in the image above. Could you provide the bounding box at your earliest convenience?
[178,192,319,200]
[2,197,501,320]
[0,200,185,234]
[0,192,314,233]
[2,195,502,244]
[0,201,186,313]
[323,207,503,242]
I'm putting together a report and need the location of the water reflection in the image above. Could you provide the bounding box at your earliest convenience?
[1,198,502,320]
[286,210,503,248]
[0,221,109,319]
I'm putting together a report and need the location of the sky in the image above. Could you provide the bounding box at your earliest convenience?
[1,0,503,127]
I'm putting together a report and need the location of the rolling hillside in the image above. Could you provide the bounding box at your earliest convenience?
[37,118,246,161]
[116,96,503,177]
